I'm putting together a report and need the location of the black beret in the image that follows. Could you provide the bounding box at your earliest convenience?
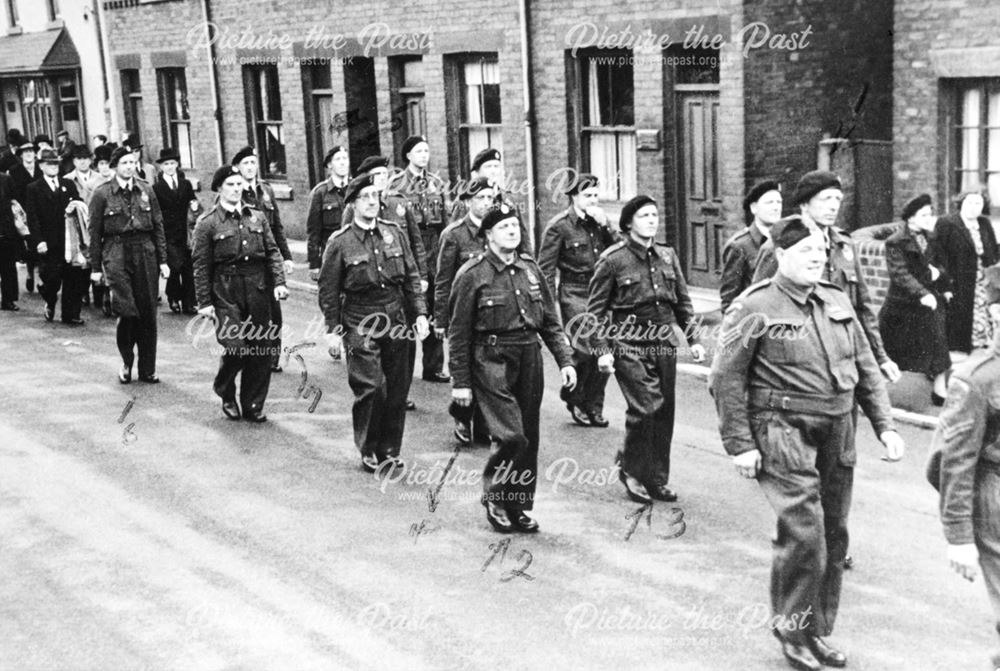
[793,170,841,206]
[742,180,781,211]
[471,148,502,173]
[356,155,389,175]
[400,135,427,160]
[770,216,816,250]
[985,265,1000,305]
[71,144,93,159]
[210,165,240,192]
[480,204,519,231]
[565,172,599,196]
[618,195,656,234]
[109,146,133,168]
[93,143,116,163]
[344,174,378,204]
[323,145,347,166]
[459,176,493,200]
[231,145,256,166]
[900,193,932,222]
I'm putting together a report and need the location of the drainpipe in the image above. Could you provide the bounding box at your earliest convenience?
[93,0,115,138]
[518,0,537,252]
[200,0,225,164]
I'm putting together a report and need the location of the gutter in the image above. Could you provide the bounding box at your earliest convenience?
[517,0,537,250]
[199,0,225,164]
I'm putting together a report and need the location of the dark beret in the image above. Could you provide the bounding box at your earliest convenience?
[356,155,389,175]
[986,265,1000,305]
[900,193,932,222]
[71,144,93,159]
[459,176,493,200]
[210,165,240,192]
[743,180,781,211]
[400,135,427,160]
[323,145,347,166]
[565,172,599,196]
[93,143,116,163]
[344,174,377,204]
[471,148,502,173]
[109,146,133,168]
[480,204,519,231]
[15,142,36,155]
[231,145,256,166]
[618,195,656,234]
[770,216,816,250]
[792,170,841,207]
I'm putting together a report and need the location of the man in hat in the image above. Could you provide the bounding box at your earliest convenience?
[319,174,429,472]
[448,205,576,533]
[88,146,169,383]
[33,135,53,152]
[306,145,350,282]
[122,134,156,182]
[933,265,1000,671]
[588,195,704,503]
[720,180,782,312]
[93,143,115,182]
[153,147,200,314]
[710,216,905,671]
[0,167,22,310]
[232,145,294,372]
[9,140,42,293]
[752,170,900,383]
[55,130,77,176]
[24,148,86,324]
[384,135,450,383]
[0,128,23,173]
[64,144,102,205]
[539,172,619,427]
[192,165,288,422]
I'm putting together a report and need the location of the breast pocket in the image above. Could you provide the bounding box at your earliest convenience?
[760,318,808,362]
[565,239,589,264]
[321,199,342,230]
[344,254,373,291]
[617,272,644,303]
[247,224,266,256]
[212,230,238,259]
[477,292,509,331]
[382,246,406,280]
[657,263,678,302]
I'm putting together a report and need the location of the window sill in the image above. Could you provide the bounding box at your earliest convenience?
[6,26,23,36]
[46,19,65,30]
[270,182,293,200]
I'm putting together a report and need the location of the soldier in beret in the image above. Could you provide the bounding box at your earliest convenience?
[306,145,350,282]
[719,180,782,312]
[319,174,429,472]
[539,172,619,427]
[450,148,532,252]
[88,146,169,383]
[192,166,287,422]
[448,205,576,533]
[710,216,905,671]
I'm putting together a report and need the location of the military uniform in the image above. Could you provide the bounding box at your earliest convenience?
[242,180,291,368]
[306,177,347,273]
[192,202,285,415]
[318,218,426,463]
[384,167,448,378]
[587,238,695,491]
[448,249,574,514]
[88,177,168,377]
[720,223,767,313]
[539,207,619,420]
[449,190,533,254]
[709,273,895,643]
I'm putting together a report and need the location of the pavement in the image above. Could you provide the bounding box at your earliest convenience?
[0,254,989,671]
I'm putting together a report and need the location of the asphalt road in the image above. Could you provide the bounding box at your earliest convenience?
[0,271,992,671]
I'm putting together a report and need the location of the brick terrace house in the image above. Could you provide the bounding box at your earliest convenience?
[102,0,891,290]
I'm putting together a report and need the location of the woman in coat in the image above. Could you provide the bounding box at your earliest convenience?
[879,194,952,404]
[933,187,999,354]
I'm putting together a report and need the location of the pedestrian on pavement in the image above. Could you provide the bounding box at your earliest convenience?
[587,195,705,503]
[192,165,288,422]
[152,147,200,315]
[0,128,23,173]
[752,170,901,384]
[384,135,450,383]
[934,265,1000,671]
[709,216,905,671]
[319,174,429,472]
[306,145,350,283]
[878,193,952,405]
[24,149,87,325]
[233,146,294,372]
[9,140,42,294]
[719,180,782,312]
[0,170,24,310]
[448,204,576,534]
[88,146,169,384]
[538,173,619,428]
[933,186,999,357]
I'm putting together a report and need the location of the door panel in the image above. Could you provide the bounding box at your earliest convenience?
[678,92,723,288]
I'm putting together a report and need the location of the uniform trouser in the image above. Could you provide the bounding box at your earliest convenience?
[973,467,1000,665]
[165,251,195,310]
[268,295,282,368]
[0,237,20,304]
[345,329,412,460]
[474,341,543,513]
[751,409,855,643]
[39,258,88,320]
[421,228,444,376]
[212,271,276,414]
[108,237,159,375]
[561,285,609,414]
[213,347,273,415]
[614,342,677,488]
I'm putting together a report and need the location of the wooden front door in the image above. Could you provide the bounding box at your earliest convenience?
[677,91,723,288]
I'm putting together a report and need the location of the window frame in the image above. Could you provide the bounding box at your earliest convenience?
[156,67,193,169]
[949,78,1000,216]
[242,63,286,180]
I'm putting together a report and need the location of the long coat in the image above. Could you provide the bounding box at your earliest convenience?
[933,213,999,352]
[878,226,951,376]
[152,173,197,270]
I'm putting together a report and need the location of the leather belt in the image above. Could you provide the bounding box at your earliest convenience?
[748,388,854,416]
[476,331,538,346]
[560,270,592,285]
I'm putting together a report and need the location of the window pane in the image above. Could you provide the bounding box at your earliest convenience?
[618,132,636,200]
[403,59,424,88]
[463,62,482,86]
[58,78,76,99]
[466,127,490,164]
[584,56,633,127]
[175,122,192,168]
[482,84,501,124]
[465,83,482,123]
[960,87,981,174]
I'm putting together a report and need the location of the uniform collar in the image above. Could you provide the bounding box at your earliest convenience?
[465,213,483,232]
[219,200,247,215]
[113,176,135,192]
[752,221,770,241]
[485,247,524,272]
[351,219,378,239]
[773,272,814,306]
[624,235,661,259]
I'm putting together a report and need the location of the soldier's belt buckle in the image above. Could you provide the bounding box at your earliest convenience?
[486,334,498,346]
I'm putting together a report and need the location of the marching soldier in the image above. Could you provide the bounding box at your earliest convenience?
[934,265,1000,671]
[233,145,294,372]
[88,147,169,383]
[192,166,287,422]
[448,205,576,534]
[709,217,905,671]
[384,135,449,383]
[306,145,349,282]
[319,174,429,472]
[587,195,705,503]
[719,180,782,312]
[450,148,532,253]
[539,173,619,427]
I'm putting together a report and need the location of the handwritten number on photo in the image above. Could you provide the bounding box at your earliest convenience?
[625,503,686,541]
[482,539,534,581]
